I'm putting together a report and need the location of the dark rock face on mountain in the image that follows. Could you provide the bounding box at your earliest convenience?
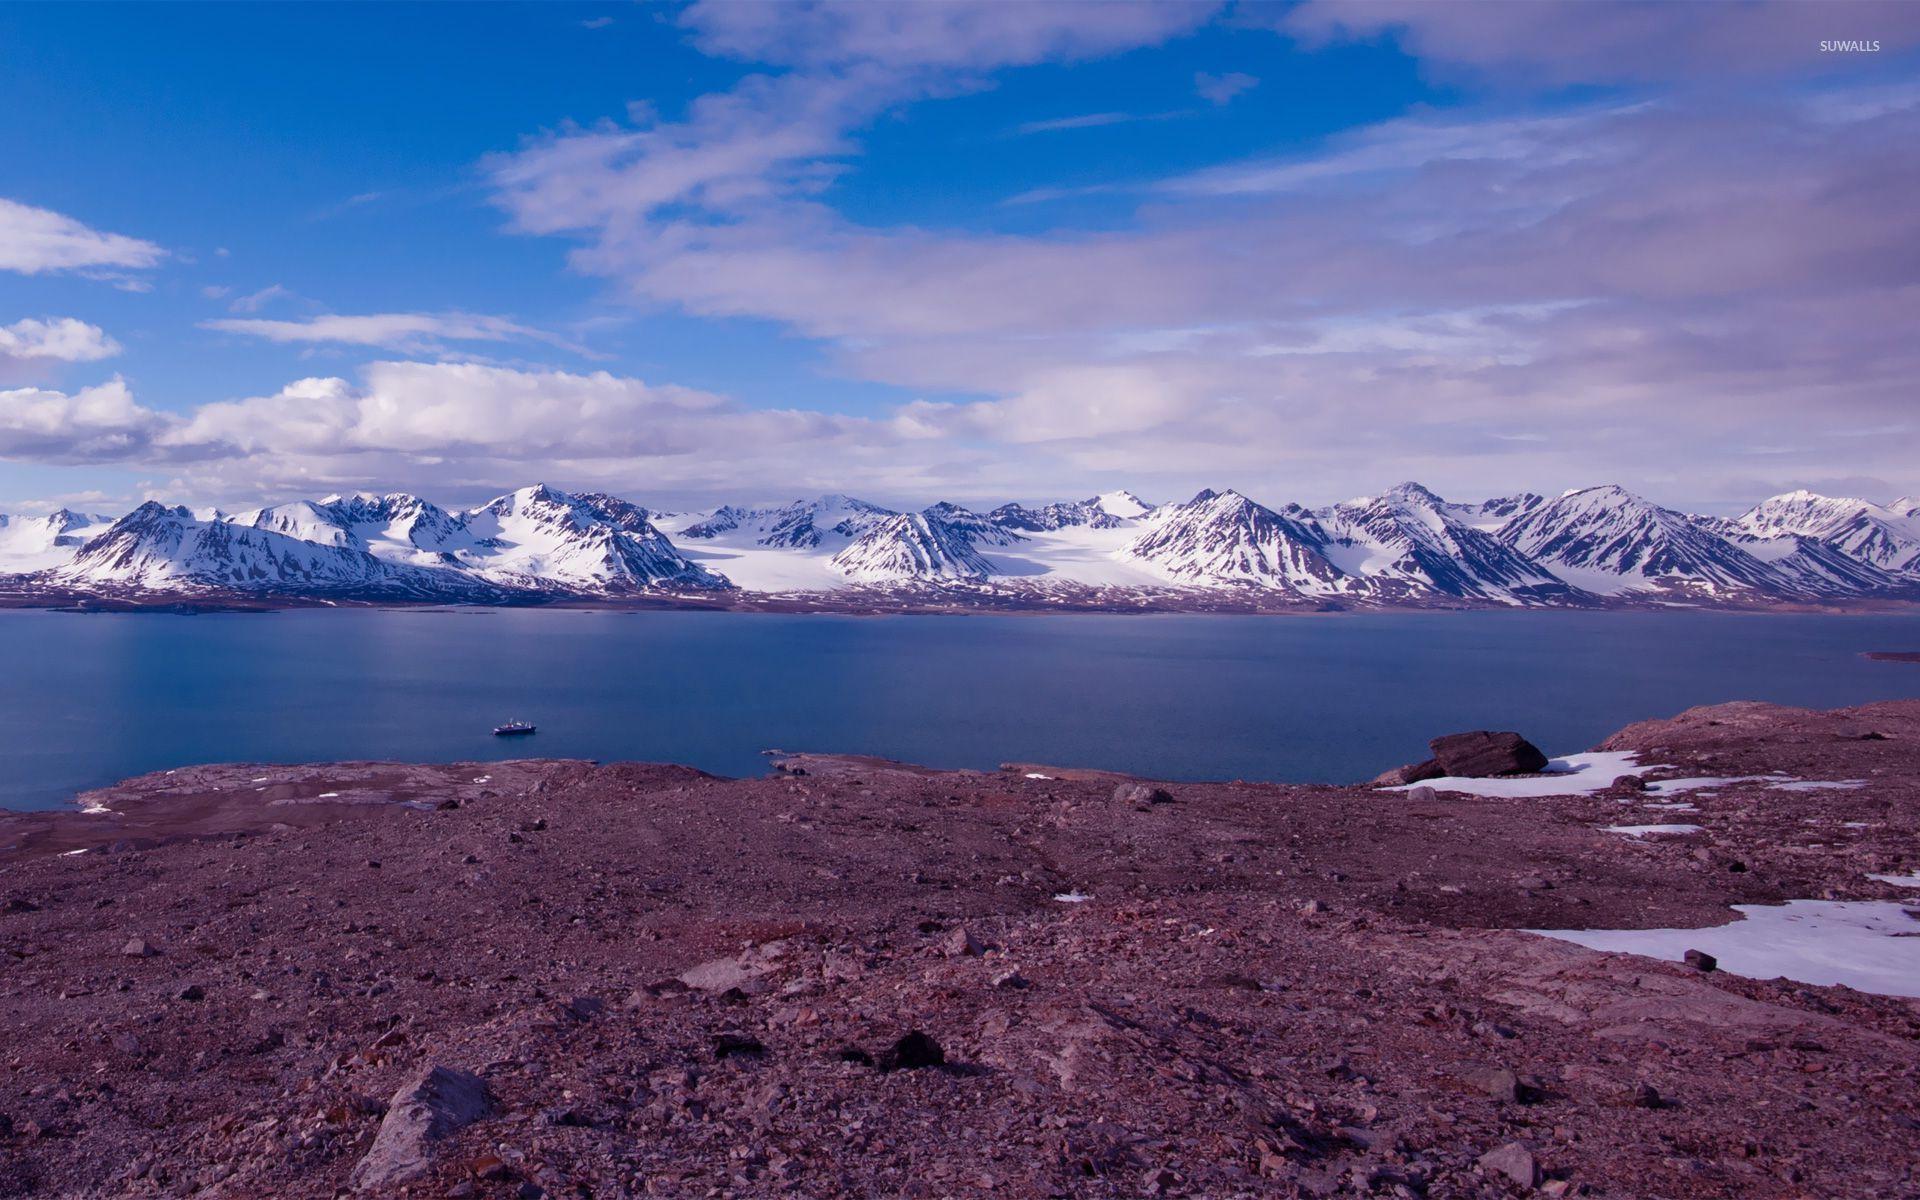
[1429,730,1551,777]
[4,702,1919,1197]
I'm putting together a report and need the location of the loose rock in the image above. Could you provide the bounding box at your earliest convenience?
[1477,1142,1541,1188]
[877,1030,945,1071]
[346,1064,492,1190]
[1113,782,1174,807]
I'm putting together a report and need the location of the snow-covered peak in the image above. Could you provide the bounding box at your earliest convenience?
[830,511,994,583]
[0,508,118,574]
[1739,491,1920,574]
[1122,488,1348,592]
[680,494,895,549]
[1322,483,1570,602]
[1499,485,1781,595]
[460,484,724,592]
[1093,489,1152,520]
[924,501,1025,546]
[48,502,474,598]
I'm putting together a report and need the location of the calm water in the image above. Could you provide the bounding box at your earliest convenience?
[1,608,1917,810]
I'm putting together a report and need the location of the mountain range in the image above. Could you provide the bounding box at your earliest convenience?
[1,481,1916,610]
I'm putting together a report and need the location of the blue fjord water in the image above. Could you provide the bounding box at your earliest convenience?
[1,608,1917,811]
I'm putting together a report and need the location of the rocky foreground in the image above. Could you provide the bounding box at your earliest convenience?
[3,704,1920,1198]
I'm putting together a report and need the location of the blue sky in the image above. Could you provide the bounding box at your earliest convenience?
[2,1,1917,514]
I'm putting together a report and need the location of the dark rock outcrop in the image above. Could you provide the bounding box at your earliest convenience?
[1428,730,1549,777]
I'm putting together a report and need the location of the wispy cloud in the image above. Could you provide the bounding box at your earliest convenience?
[1013,111,1136,135]
[200,311,593,357]
[228,284,298,314]
[1194,70,1257,105]
[580,16,613,30]
[0,198,165,277]
[1278,0,1920,85]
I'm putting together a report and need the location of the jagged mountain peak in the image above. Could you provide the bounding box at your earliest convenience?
[1092,489,1151,519]
[1123,488,1349,592]
[1320,483,1571,603]
[681,494,896,549]
[832,510,995,583]
[1499,485,1782,596]
[1739,489,1920,574]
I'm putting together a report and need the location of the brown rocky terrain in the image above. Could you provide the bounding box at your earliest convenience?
[2,702,1919,1198]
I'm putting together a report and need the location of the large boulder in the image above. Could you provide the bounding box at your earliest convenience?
[1428,731,1548,777]
[347,1063,492,1190]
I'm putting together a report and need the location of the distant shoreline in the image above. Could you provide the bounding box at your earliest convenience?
[3,587,1919,618]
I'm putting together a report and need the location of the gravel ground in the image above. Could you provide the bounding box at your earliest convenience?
[2,701,1918,1198]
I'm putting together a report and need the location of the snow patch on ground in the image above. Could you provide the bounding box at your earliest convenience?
[1869,872,1920,888]
[1053,891,1094,903]
[1387,751,1656,798]
[1603,823,1704,838]
[1532,900,1920,998]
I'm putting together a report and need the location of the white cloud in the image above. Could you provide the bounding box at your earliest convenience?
[201,311,589,356]
[1194,70,1257,105]
[0,362,971,504]
[1014,111,1136,135]
[0,378,169,463]
[483,48,1920,506]
[0,198,165,276]
[0,318,122,363]
[228,284,297,313]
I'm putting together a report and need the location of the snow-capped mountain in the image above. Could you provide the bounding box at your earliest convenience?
[1497,485,1783,597]
[1457,492,1545,530]
[48,502,473,598]
[831,511,997,583]
[678,494,895,549]
[0,509,115,574]
[1318,483,1576,603]
[241,493,469,569]
[456,485,724,593]
[989,497,1126,532]
[922,501,1026,548]
[1122,489,1349,592]
[1738,491,1920,575]
[1705,520,1910,597]
[10,480,1917,608]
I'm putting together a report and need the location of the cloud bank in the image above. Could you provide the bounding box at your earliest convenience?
[476,1,1920,508]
